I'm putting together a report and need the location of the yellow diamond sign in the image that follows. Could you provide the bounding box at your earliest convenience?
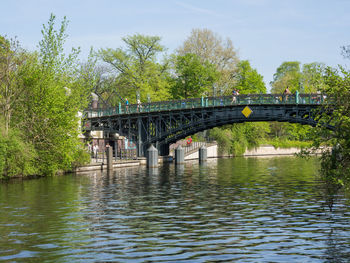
[242,106,253,118]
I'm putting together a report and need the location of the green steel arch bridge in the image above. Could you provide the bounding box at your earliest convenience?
[83,93,332,157]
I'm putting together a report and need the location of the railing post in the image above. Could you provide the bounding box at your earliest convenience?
[118,102,121,114]
[295,91,299,104]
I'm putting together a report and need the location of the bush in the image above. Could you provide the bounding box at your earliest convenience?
[0,126,37,179]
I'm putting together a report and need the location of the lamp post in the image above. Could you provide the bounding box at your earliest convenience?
[136,91,140,101]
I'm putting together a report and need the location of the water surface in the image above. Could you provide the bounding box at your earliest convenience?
[1,157,350,262]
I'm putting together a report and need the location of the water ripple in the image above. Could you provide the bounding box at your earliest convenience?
[1,157,350,262]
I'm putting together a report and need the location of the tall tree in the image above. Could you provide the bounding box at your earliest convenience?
[177,28,239,94]
[270,61,301,93]
[301,62,326,93]
[306,66,350,185]
[269,61,326,141]
[12,14,90,175]
[0,36,28,135]
[234,60,266,94]
[170,53,219,99]
[98,34,170,102]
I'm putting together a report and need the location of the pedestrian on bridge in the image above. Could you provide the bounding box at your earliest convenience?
[137,99,142,112]
[125,98,129,113]
[283,87,291,102]
[231,89,239,104]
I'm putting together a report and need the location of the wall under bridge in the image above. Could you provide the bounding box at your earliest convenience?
[182,144,321,160]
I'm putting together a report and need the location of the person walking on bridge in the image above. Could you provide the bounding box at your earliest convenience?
[283,87,291,102]
[137,99,142,112]
[231,89,237,104]
[125,98,129,113]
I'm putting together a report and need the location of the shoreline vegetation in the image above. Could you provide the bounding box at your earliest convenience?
[0,14,349,187]
[0,144,321,181]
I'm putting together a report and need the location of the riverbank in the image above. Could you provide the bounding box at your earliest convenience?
[76,145,318,173]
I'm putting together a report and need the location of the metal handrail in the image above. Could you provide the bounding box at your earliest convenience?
[85,93,330,118]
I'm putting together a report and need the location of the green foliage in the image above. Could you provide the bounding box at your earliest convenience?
[234,60,266,94]
[261,138,312,149]
[0,35,29,134]
[306,66,350,186]
[270,61,326,94]
[301,63,327,92]
[13,14,90,175]
[269,61,327,142]
[0,122,37,179]
[210,122,270,155]
[209,127,233,154]
[98,34,170,102]
[39,14,80,76]
[170,53,219,99]
[176,28,239,94]
[270,61,302,93]
[269,122,312,141]
[0,14,91,178]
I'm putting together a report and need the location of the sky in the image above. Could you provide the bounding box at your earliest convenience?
[1,0,349,91]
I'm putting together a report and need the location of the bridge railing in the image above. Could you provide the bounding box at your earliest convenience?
[85,93,328,118]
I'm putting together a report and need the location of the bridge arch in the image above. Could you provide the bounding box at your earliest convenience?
[86,95,332,156]
[143,104,324,155]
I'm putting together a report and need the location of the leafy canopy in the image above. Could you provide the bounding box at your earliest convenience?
[170,53,219,99]
[98,34,170,102]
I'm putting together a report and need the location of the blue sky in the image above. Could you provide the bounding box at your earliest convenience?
[1,0,349,90]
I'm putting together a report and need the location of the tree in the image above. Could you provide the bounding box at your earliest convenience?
[234,60,266,94]
[270,61,301,93]
[210,122,270,156]
[177,28,239,94]
[98,34,170,102]
[269,61,327,142]
[306,66,350,186]
[170,53,219,99]
[0,36,28,135]
[301,62,327,93]
[11,14,90,175]
[0,121,37,178]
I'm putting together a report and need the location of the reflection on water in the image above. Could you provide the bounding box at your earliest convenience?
[1,157,350,262]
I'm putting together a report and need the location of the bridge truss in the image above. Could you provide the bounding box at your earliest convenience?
[84,94,332,156]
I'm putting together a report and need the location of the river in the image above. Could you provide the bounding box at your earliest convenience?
[1,156,350,262]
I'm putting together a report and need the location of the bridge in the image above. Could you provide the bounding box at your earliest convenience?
[83,93,330,157]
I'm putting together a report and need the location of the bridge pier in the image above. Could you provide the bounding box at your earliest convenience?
[199,145,207,163]
[146,144,158,168]
[175,145,185,164]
